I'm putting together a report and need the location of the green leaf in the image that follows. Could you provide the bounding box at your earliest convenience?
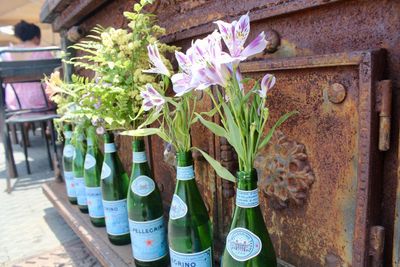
[121,128,159,137]
[121,128,170,143]
[258,111,298,149]
[195,113,227,137]
[222,102,244,157]
[193,148,236,183]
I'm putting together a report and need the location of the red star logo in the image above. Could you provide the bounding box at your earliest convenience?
[145,239,154,246]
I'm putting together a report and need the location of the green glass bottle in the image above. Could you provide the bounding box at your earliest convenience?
[168,151,213,267]
[221,169,277,266]
[63,125,77,204]
[84,126,105,227]
[73,129,88,213]
[127,139,169,266]
[101,132,131,245]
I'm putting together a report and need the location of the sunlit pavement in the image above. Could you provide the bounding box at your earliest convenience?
[0,130,100,267]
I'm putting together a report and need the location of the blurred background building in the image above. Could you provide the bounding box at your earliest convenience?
[0,0,59,47]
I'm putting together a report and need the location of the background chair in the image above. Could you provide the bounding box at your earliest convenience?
[0,47,62,192]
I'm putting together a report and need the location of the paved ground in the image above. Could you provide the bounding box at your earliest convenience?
[0,129,101,267]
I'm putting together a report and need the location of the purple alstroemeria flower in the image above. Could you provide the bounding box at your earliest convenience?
[143,44,170,77]
[171,49,197,96]
[257,74,276,98]
[215,13,267,65]
[140,83,165,112]
[189,31,232,90]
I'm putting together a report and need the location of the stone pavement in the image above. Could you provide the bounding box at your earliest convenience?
[0,130,101,267]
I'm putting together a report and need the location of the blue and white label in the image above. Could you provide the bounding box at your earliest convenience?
[132,151,147,163]
[170,247,212,267]
[103,199,129,235]
[176,166,195,180]
[86,187,104,218]
[101,163,112,179]
[169,194,188,220]
[64,171,76,198]
[74,177,87,205]
[129,216,168,262]
[236,189,259,208]
[104,143,117,153]
[131,175,155,197]
[226,227,262,262]
[84,154,96,169]
[63,144,74,158]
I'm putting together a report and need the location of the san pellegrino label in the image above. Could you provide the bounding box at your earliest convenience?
[170,247,212,267]
[84,154,96,169]
[101,163,112,179]
[226,227,262,262]
[131,175,155,197]
[236,188,259,208]
[132,151,147,163]
[74,177,87,205]
[176,165,195,180]
[169,194,188,220]
[64,171,76,197]
[63,144,75,158]
[129,216,168,262]
[86,187,104,218]
[103,199,129,235]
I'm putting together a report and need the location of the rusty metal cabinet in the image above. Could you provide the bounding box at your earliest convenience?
[41,0,400,266]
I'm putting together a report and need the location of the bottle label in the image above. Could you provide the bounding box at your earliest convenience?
[103,199,129,235]
[63,144,74,158]
[64,131,73,139]
[169,194,188,220]
[84,154,96,170]
[129,216,168,262]
[74,177,87,205]
[131,175,155,197]
[176,165,194,180]
[64,171,76,197]
[86,187,105,218]
[170,247,212,267]
[226,227,262,262]
[104,143,117,153]
[101,163,112,179]
[132,151,147,163]
[236,189,259,208]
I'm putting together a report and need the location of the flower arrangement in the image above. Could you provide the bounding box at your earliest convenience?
[122,42,198,153]
[60,0,176,133]
[127,13,296,181]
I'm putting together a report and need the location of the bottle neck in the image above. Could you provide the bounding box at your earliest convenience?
[64,131,73,142]
[103,132,116,154]
[235,169,259,208]
[236,169,258,190]
[132,139,147,163]
[176,152,194,181]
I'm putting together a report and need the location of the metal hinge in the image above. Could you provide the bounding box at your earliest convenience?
[376,80,392,151]
[369,226,385,267]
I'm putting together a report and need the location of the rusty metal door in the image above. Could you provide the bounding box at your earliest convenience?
[215,50,386,267]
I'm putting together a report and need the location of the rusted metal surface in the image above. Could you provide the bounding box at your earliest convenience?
[376,80,392,151]
[328,83,347,104]
[237,50,384,266]
[53,0,110,32]
[40,0,400,265]
[256,130,315,209]
[369,226,385,267]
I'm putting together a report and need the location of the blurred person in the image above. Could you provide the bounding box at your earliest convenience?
[2,20,54,111]
[1,21,55,146]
